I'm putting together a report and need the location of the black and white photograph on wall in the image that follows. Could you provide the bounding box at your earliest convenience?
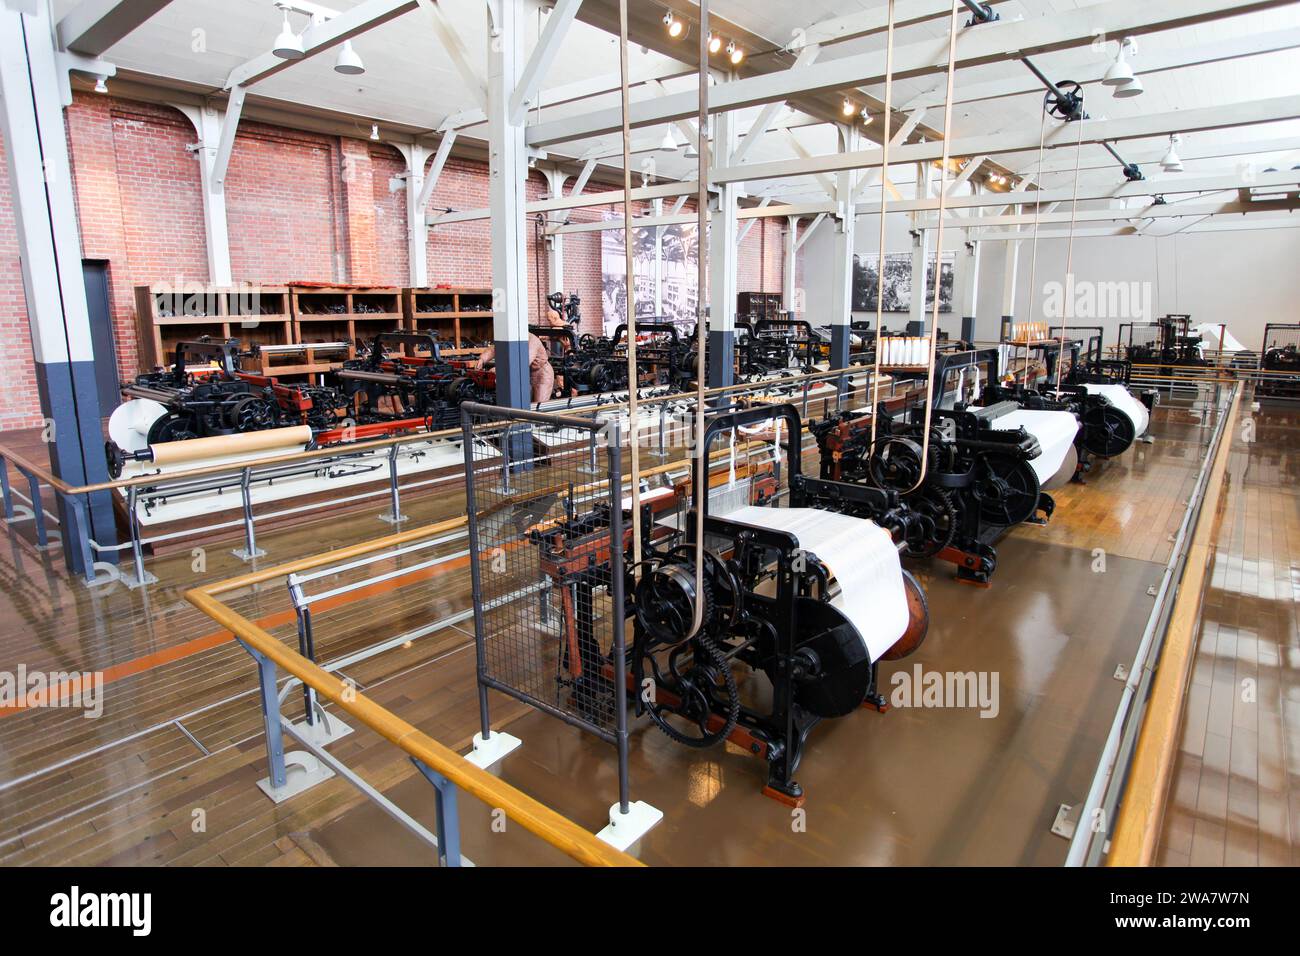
[601,217,699,336]
[853,251,955,312]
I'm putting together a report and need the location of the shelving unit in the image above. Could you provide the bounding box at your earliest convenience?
[737,291,786,323]
[403,287,494,356]
[290,285,405,371]
[133,284,291,371]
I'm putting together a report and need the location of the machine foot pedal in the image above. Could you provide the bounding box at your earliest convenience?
[597,800,663,851]
[465,730,522,770]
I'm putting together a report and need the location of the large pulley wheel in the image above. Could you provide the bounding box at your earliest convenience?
[1044,80,1083,121]
[226,394,278,432]
[880,569,929,662]
[975,455,1041,527]
[1082,402,1136,458]
[147,412,199,444]
[787,597,873,719]
[868,436,929,491]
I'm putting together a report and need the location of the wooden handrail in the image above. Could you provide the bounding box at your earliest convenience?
[185,587,640,867]
[1105,388,1241,866]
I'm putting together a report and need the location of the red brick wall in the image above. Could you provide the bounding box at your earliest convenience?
[0,91,788,430]
[0,130,44,431]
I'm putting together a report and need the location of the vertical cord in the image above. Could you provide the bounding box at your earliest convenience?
[686,0,711,639]
[1023,107,1049,388]
[903,0,960,495]
[617,0,642,574]
[1054,111,1086,394]
[868,0,897,447]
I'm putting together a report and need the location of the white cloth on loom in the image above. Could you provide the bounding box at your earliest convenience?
[991,409,1079,486]
[719,506,908,663]
[1081,383,1150,438]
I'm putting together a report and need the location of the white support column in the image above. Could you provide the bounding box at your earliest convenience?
[0,2,117,572]
[543,167,567,295]
[653,197,663,316]
[782,215,799,316]
[828,125,858,370]
[909,161,933,334]
[176,103,234,286]
[708,100,739,387]
[394,143,430,287]
[487,0,530,407]
[1000,215,1022,339]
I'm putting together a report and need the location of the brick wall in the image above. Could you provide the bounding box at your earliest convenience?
[0,91,787,431]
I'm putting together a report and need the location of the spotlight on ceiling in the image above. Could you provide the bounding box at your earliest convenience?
[272,11,304,60]
[663,11,684,39]
[334,39,365,75]
[1160,134,1183,173]
[93,75,108,94]
[707,32,722,55]
[860,107,873,126]
[660,129,679,151]
[727,41,743,65]
[1104,37,1143,98]
[370,123,380,142]
[842,97,856,117]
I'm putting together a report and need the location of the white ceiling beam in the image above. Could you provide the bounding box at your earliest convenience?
[803,0,1013,47]
[56,0,173,56]
[427,178,699,226]
[781,129,835,199]
[716,95,1300,185]
[794,213,828,251]
[415,0,487,112]
[737,197,773,243]
[956,196,1300,232]
[905,27,1300,111]
[979,217,1300,240]
[210,83,246,191]
[226,0,416,89]
[731,43,820,166]
[1025,135,1300,177]
[509,0,583,125]
[526,0,1294,147]
[875,169,1300,215]
[545,199,835,236]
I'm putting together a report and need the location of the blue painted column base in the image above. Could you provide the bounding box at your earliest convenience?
[707,329,734,390]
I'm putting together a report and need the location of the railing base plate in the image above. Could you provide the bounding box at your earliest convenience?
[257,751,335,804]
[465,730,522,770]
[597,800,663,852]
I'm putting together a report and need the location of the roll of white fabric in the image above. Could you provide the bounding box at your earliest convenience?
[108,398,167,452]
[992,408,1079,486]
[1082,383,1150,438]
[718,506,908,662]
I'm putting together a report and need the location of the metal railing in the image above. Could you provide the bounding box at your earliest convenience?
[1064,382,1240,866]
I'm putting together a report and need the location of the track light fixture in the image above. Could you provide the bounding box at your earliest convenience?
[727,41,743,65]
[334,39,364,75]
[272,10,304,60]
[860,107,873,126]
[842,98,856,117]
[1103,37,1143,98]
[93,75,108,94]
[370,123,380,142]
[707,32,722,55]
[1160,134,1183,173]
[663,11,684,39]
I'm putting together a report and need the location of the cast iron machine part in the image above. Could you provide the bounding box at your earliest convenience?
[109,336,351,476]
[1257,323,1300,400]
[546,291,582,326]
[809,400,1055,585]
[630,403,929,805]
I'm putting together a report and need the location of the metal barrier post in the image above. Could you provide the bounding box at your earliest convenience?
[379,445,407,524]
[242,641,288,791]
[0,455,12,521]
[65,495,99,585]
[411,758,463,867]
[579,427,599,474]
[123,486,158,588]
[22,470,48,548]
[232,467,266,561]
[462,413,494,743]
[607,423,630,815]
[289,577,318,726]
[652,403,668,460]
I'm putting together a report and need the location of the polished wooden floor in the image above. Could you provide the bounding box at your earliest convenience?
[1155,399,1300,866]
[0,395,1290,866]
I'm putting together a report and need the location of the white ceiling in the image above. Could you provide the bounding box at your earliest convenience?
[55,0,1300,202]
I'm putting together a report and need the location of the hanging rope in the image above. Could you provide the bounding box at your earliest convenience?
[868,0,897,448]
[899,0,962,496]
[686,0,711,639]
[1054,109,1087,394]
[1022,106,1049,388]
[617,0,642,574]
